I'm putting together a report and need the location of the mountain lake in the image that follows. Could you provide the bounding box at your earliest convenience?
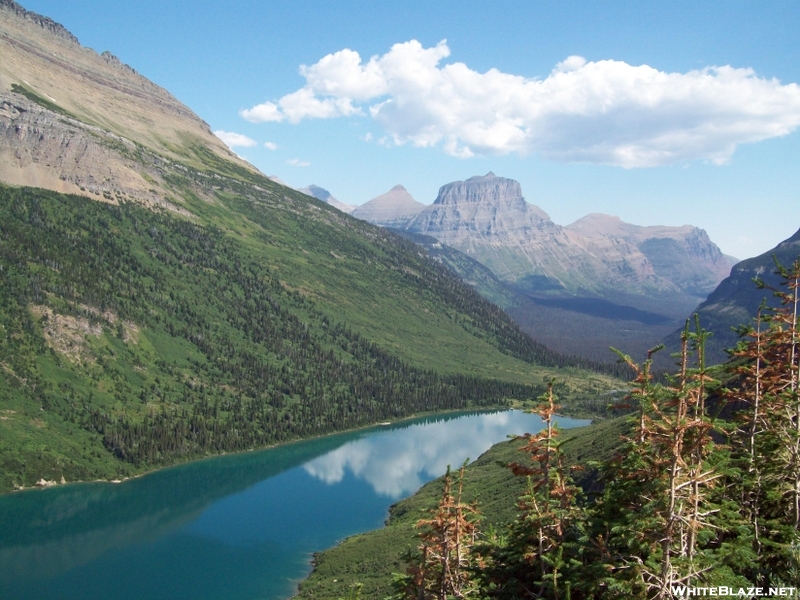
[0,410,590,600]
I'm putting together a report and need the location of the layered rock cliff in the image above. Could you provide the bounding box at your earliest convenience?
[661,227,800,365]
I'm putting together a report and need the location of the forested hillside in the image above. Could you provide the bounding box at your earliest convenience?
[0,184,619,492]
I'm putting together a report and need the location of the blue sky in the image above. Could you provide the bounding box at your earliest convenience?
[19,0,800,259]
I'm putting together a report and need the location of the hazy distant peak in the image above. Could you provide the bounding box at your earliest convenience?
[465,171,497,182]
[567,213,630,235]
[299,184,355,213]
[567,213,699,239]
[572,213,624,225]
[351,184,425,225]
[300,184,332,201]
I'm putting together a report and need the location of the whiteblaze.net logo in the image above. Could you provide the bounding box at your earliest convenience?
[671,587,797,597]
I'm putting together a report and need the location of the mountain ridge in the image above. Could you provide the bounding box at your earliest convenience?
[397,172,732,313]
[660,226,800,366]
[0,0,258,209]
[350,173,735,361]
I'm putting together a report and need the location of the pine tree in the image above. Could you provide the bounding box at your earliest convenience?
[593,325,750,598]
[478,381,586,599]
[726,259,800,585]
[394,462,482,600]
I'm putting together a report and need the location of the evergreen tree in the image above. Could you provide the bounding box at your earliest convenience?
[477,381,586,599]
[726,259,800,585]
[394,463,482,599]
[591,325,750,598]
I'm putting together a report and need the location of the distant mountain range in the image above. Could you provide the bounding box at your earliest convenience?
[349,172,736,361]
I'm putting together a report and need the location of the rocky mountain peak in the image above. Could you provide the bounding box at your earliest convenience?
[570,212,624,227]
[465,171,496,182]
[299,184,356,213]
[390,184,407,192]
[301,184,332,202]
[0,0,80,45]
[434,172,525,207]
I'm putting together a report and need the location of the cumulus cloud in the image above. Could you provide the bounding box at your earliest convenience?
[264,141,278,150]
[286,158,310,167]
[241,41,800,167]
[213,130,257,148]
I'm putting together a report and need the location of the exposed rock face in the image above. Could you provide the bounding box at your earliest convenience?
[1,95,176,208]
[0,0,257,206]
[662,227,800,365]
[567,213,735,298]
[351,184,425,228]
[401,173,732,317]
[299,184,355,213]
[0,0,78,44]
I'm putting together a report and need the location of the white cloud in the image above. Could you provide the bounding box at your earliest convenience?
[242,41,800,167]
[214,130,257,148]
[286,158,310,167]
[264,141,278,150]
[240,101,283,123]
[553,55,587,74]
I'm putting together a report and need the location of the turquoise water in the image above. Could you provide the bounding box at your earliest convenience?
[0,410,589,600]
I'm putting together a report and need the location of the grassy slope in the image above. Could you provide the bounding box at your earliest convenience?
[2,21,623,493]
[295,417,630,599]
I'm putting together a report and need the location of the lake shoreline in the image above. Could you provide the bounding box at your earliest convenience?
[292,415,611,599]
[3,404,516,497]
[2,410,590,600]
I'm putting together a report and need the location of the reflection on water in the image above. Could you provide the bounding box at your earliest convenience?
[304,411,527,497]
[0,410,588,600]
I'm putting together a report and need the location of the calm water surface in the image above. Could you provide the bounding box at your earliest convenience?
[0,410,589,600]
